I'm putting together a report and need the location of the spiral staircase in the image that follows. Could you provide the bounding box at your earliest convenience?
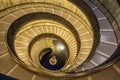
[0,0,120,80]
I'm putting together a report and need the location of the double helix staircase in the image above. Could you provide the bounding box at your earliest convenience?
[0,0,120,80]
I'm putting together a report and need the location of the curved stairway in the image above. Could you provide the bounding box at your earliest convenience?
[0,0,120,80]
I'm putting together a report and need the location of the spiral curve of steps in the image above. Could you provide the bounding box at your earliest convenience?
[0,0,120,80]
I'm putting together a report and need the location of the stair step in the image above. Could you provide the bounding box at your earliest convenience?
[0,53,16,74]
[92,67,120,80]
[8,65,33,80]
